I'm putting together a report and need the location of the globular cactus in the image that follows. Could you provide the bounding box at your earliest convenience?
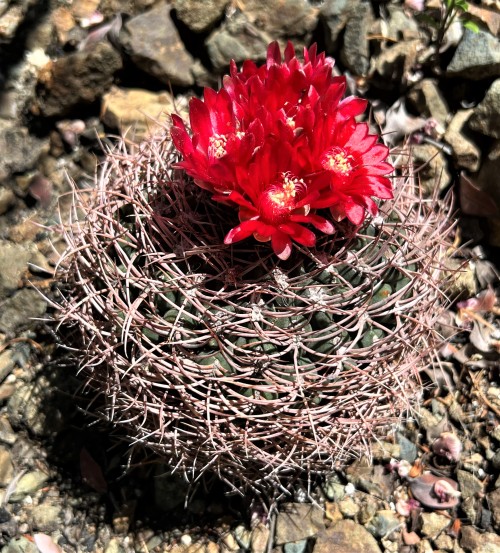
[56,43,454,495]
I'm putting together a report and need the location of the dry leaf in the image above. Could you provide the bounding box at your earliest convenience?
[460,173,500,217]
[80,448,108,493]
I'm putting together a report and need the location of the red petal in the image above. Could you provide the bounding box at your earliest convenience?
[290,214,335,234]
[278,223,316,247]
[271,232,292,260]
[337,97,367,119]
[170,125,193,157]
[217,191,257,212]
[344,200,365,225]
[284,41,295,62]
[224,220,261,244]
[267,41,281,67]
[189,98,212,144]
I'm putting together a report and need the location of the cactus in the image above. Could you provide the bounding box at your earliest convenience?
[56,134,453,494]
[56,43,454,495]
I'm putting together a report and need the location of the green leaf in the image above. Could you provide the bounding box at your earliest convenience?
[455,0,469,11]
[463,19,480,32]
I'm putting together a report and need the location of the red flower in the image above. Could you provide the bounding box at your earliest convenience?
[170,41,394,258]
[171,88,264,193]
[220,141,334,260]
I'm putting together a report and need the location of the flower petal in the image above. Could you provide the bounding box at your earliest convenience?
[271,232,292,260]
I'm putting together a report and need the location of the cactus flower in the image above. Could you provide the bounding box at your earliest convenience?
[171,41,394,258]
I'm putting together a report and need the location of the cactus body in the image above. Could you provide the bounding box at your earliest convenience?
[57,136,453,493]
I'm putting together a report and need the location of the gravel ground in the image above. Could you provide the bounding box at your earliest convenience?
[1,1,500,552]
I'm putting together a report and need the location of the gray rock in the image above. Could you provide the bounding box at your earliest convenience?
[284,540,308,553]
[104,538,126,553]
[371,440,400,461]
[340,1,373,76]
[411,143,451,195]
[384,4,419,41]
[447,29,500,79]
[0,446,14,487]
[488,487,500,530]
[314,519,382,553]
[0,288,47,333]
[0,241,38,298]
[0,536,38,553]
[460,525,500,553]
[371,40,420,85]
[173,0,227,33]
[407,79,449,128]
[323,478,345,502]
[153,468,189,511]
[345,460,393,499]
[419,512,450,539]
[8,470,49,502]
[457,469,484,499]
[444,110,481,172]
[469,79,500,139]
[7,376,64,437]
[34,41,122,118]
[233,524,251,550]
[320,0,354,51]
[0,416,17,445]
[275,503,325,545]
[0,350,15,384]
[237,0,318,39]
[0,122,46,182]
[397,433,418,463]
[0,188,15,215]
[365,510,400,538]
[121,4,194,87]
[30,503,61,532]
[206,10,271,70]
[338,497,360,518]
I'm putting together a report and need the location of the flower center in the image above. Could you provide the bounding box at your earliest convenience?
[321,147,355,176]
[208,134,229,159]
[258,173,305,225]
[208,132,245,160]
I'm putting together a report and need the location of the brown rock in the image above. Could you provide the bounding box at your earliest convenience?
[469,79,500,139]
[313,519,382,553]
[444,110,481,172]
[101,86,175,141]
[34,41,122,118]
[411,143,451,195]
[460,525,500,553]
[275,503,325,545]
[174,0,228,33]
[488,487,500,531]
[372,40,420,85]
[51,7,77,45]
[238,0,318,38]
[206,10,271,70]
[121,4,195,87]
[407,79,449,129]
[70,0,100,20]
[0,446,14,487]
[250,523,270,553]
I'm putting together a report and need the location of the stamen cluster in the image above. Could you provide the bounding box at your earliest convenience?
[171,41,393,259]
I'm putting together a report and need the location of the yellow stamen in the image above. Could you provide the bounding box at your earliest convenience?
[322,148,354,175]
[208,134,228,159]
